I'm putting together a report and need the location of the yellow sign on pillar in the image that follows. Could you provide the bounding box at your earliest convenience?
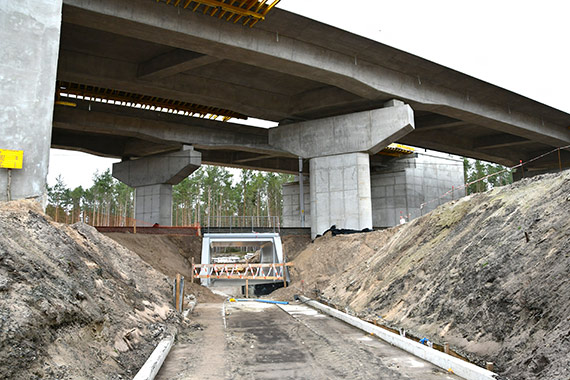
[0,149,24,169]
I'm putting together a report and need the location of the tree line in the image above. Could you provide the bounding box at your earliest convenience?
[463,158,513,194]
[46,159,511,226]
[46,166,293,226]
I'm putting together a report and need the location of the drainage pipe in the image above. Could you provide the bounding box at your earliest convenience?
[299,296,497,380]
[132,335,175,380]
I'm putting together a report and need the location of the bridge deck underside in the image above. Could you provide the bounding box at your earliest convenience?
[53,2,570,172]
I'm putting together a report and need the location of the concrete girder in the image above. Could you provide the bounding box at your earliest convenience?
[62,0,570,148]
[51,129,130,158]
[57,50,291,121]
[52,100,279,155]
[269,104,415,158]
[473,134,533,150]
[137,49,221,81]
[200,150,304,174]
[398,129,520,167]
[414,114,469,132]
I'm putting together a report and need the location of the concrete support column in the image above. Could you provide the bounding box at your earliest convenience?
[135,184,172,226]
[113,146,201,226]
[270,102,415,238]
[0,0,63,203]
[310,152,372,238]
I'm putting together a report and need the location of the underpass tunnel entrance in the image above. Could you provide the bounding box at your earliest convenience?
[199,233,289,295]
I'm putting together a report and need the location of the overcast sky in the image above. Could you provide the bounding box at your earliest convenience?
[48,0,570,189]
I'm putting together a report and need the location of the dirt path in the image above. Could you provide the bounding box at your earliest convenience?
[161,300,463,379]
[157,303,229,379]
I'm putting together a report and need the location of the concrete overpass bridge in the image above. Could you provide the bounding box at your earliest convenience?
[2,0,570,237]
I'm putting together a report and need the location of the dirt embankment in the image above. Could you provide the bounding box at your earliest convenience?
[0,201,180,379]
[103,233,221,303]
[275,171,570,380]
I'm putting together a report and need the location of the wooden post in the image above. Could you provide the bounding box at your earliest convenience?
[558,148,562,172]
[175,274,181,312]
[245,278,249,298]
[133,188,137,234]
[486,362,494,372]
[191,257,195,284]
[282,263,287,288]
[443,342,450,354]
[6,169,12,201]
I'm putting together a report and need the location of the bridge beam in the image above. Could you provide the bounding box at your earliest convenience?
[112,147,201,226]
[62,0,570,148]
[0,0,62,203]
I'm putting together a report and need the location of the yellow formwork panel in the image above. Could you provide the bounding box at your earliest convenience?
[156,0,281,27]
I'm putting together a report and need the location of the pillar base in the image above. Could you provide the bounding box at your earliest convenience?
[310,152,372,238]
[135,184,172,226]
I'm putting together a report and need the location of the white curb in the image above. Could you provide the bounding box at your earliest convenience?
[299,296,497,380]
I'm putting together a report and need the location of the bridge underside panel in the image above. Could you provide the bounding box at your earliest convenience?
[55,0,569,168]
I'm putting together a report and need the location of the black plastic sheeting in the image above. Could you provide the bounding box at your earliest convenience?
[316,225,373,238]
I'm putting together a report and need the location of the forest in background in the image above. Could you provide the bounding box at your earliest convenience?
[45,160,512,226]
[46,166,293,226]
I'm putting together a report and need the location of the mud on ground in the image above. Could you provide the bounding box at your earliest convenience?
[273,170,570,380]
[0,200,180,379]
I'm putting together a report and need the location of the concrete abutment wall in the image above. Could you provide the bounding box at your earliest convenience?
[0,0,63,203]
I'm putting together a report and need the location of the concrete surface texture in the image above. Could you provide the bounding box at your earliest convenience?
[310,152,372,238]
[269,103,415,158]
[371,150,465,227]
[282,177,310,229]
[134,184,173,227]
[112,147,201,225]
[156,301,464,379]
[53,0,570,174]
[0,0,62,203]
[284,150,465,229]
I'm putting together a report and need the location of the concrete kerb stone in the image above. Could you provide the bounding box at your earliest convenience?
[132,335,175,380]
[299,296,498,380]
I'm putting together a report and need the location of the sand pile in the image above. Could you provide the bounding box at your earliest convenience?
[0,200,179,379]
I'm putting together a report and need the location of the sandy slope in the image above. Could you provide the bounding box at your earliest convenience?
[275,171,570,380]
[0,201,179,379]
